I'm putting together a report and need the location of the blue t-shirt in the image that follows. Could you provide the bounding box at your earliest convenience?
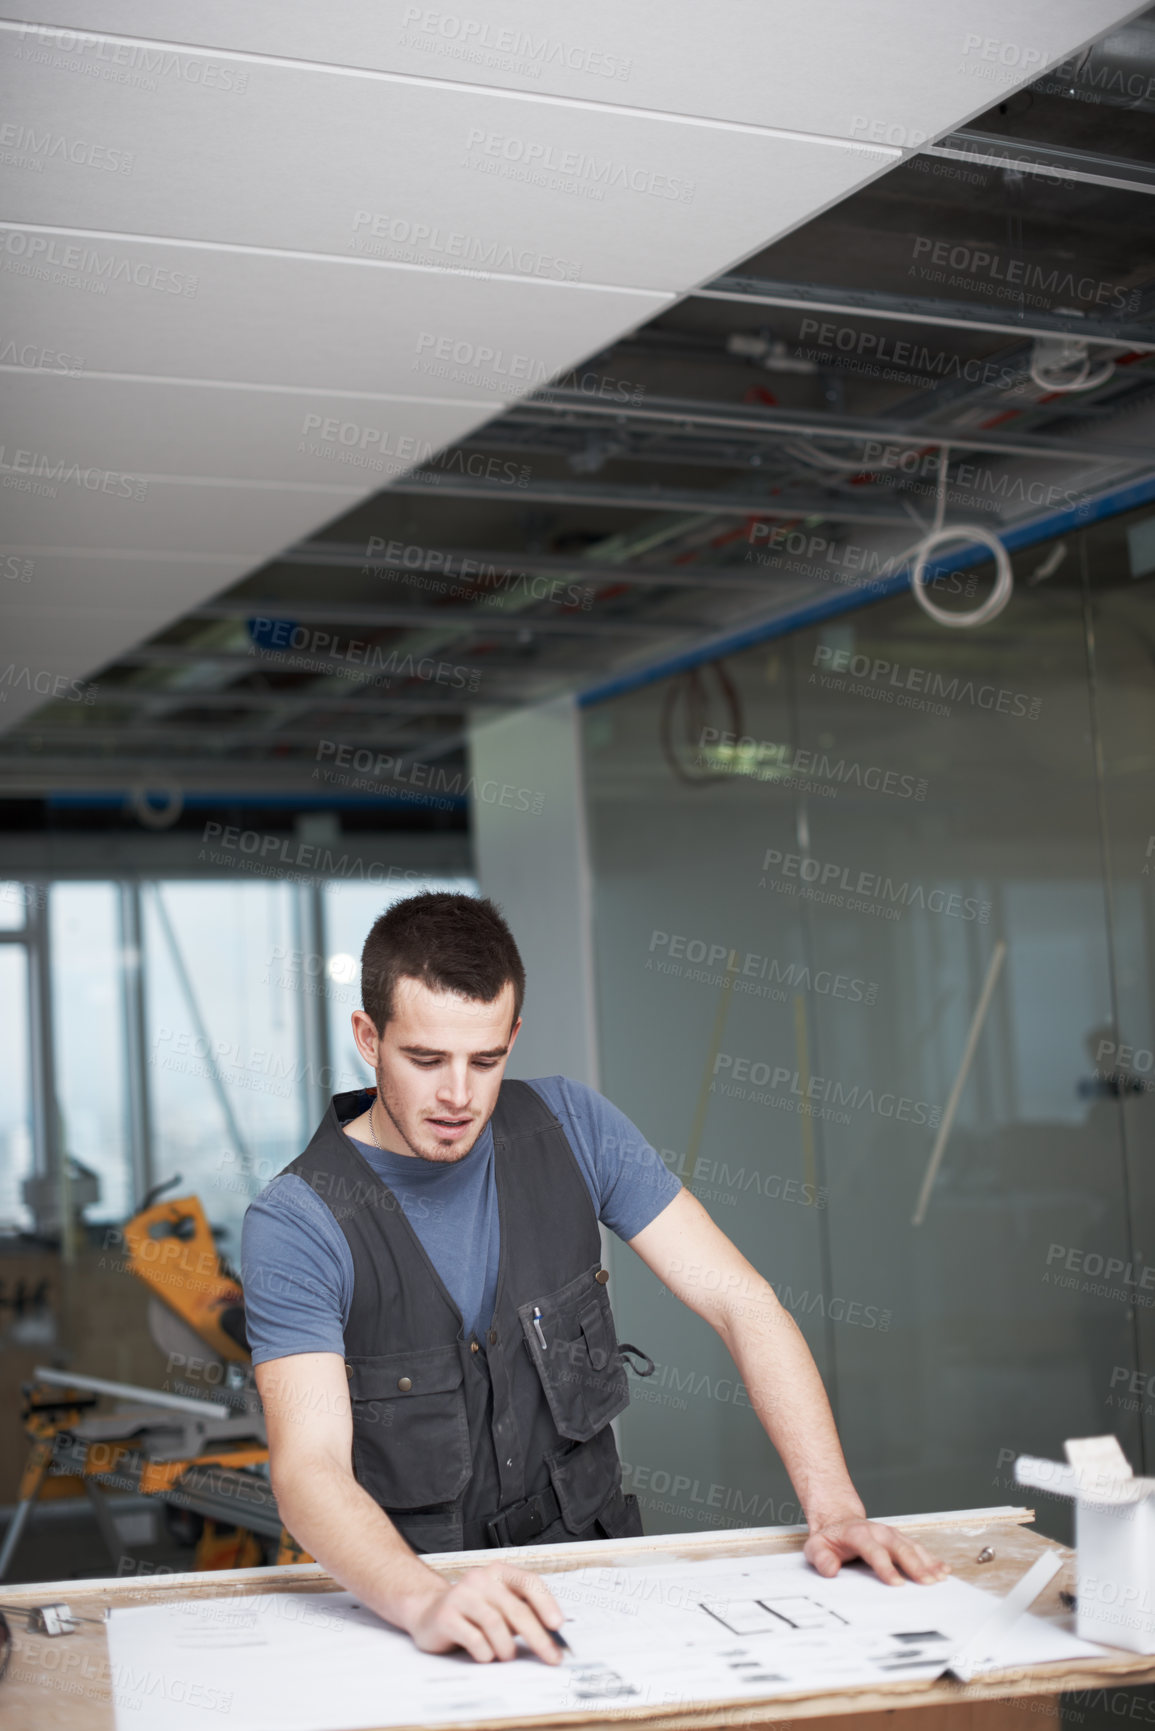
[241,1076,682,1365]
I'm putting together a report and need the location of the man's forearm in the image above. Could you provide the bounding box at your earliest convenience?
[275,1457,444,1629]
[715,1278,866,1528]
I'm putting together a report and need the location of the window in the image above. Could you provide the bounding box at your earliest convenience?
[142,880,305,1253]
[1,870,477,1251]
[0,945,32,1231]
[51,883,130,1221]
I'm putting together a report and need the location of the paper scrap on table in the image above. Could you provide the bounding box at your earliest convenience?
[106,1550,1108,1731]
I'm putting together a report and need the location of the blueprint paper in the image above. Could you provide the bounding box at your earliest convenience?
[106,1549,1108,1731]
[548,1552,1106,1703]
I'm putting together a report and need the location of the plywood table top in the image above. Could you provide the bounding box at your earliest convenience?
[2,1507,1153,1731]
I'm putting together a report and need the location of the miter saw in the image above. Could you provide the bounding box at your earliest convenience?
[0,1177,295,1581]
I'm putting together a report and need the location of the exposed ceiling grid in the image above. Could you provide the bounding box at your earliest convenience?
[0,1,1148,757]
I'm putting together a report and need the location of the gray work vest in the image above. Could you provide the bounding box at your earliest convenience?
[284,1081,653,1553]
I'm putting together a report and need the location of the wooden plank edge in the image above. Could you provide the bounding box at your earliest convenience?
[0,1507,1038,1601]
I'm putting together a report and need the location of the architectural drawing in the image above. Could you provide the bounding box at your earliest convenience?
[105,1548,1109,1731]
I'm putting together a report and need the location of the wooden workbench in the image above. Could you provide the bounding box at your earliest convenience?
[2,1507,1153,1731]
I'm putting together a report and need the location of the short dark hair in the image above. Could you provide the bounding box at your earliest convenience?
[361,892,525,1033]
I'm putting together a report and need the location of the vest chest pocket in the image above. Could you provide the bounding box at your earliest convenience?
[344,1343,472,1510]
[518,1266,631,1442]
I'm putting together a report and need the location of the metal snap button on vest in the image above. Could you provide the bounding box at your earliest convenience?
[487,1328,497,1344]
[469,1340,479,1352]
[595,1269,609,1284]
[345,1363,353,1378]
[397,1375,412,1392]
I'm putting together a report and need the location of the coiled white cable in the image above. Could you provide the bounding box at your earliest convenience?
[782,433,1016,627]
[908,442,1015,629]
[1028,335,1116,394]
[130,782,184,828]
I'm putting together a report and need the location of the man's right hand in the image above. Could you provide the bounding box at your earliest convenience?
[256,1357,569,1667]
[405,1561,568,1665]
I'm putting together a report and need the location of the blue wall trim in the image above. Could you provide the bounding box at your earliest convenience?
[577,471,1155,709]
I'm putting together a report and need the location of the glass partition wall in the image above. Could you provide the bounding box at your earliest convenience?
[585,509,1154,1544]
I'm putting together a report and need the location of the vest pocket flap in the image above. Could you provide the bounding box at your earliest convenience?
[346,1343,463,1402]
[519,1274,630,1442]
[346,1343,472,1511]
[578,1299,611,1371]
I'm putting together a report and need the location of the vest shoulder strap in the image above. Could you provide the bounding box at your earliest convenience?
[490,1077,565,1144]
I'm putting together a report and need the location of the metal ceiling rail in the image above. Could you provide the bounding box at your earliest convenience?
[386,473,919,521]
[465,417,1141,487]
[932,130,1155,197]
[113,646,564,686]
[0,727,438,748]
[464,423,841,474]
[283,542,787,591]
[79,689,500,715]
[189,600,695,639]
[511,390,1154,464]
[692,275,1155,351]
[0,764,465,792]
[0,717,477,783]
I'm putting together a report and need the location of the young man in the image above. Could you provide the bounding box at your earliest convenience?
[243,892,946,1670]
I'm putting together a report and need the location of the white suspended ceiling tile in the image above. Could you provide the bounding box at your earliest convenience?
[0,372,493,485]
[0,544,358,731]
[0,471,362,558]
[2,3,1142,139]
[0,227,670,394]
[1,550,259,683]
[0,36,896,292]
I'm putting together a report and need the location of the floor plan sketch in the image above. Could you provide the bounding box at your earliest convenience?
[700,1595,848,1635]
[106,1548,1111,1731]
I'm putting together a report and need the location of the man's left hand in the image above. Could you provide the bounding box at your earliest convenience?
[804,1517,951,1586]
